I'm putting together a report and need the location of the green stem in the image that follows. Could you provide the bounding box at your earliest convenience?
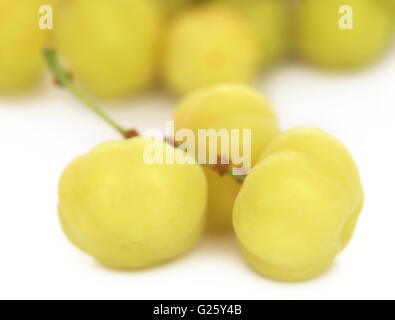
[43,49,127,137]
[44,49,245,184]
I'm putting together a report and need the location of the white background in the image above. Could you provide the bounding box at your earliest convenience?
[0,48,394,300]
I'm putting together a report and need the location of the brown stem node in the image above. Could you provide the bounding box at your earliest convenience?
[125,129,139,139]
[53,72,74,87]
[212,155,232,176]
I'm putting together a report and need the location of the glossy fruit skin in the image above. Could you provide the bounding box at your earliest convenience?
[54,0,162,99]
[58,137,207,269]
[0,0,54,91]
[174,85,279,231]
[233,127,364,281]
[162,5,258,96]
[296,0,393,69]
[218,0,289,68]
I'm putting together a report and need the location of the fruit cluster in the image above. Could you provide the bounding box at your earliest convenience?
[0,0,393,96]
[55,79,363,281]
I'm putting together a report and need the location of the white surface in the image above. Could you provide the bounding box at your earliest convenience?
[1,50,395,300]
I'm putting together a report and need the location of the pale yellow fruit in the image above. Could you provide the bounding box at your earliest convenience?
[162,5,258,96]
[233,127,364,281]
[58,137,207,269]
[174,85,279,231]
[296,0,393,68]
[218,0,289,68]
[54,0,162,98]
[0,0,54,91]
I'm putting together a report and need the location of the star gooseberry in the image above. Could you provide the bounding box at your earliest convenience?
[295,0,393,69]
[162,4,258,96]
[58,137,208,269]
[54,0,162,98]
[233,127,364,281]
[174,84,279,231]
[0,0,55,91]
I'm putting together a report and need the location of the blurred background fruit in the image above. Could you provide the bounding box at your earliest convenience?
[295,0,393,69]
[217,0,289,68]
[54,0,162,99]
[2,0,395,97]
[162,4,258,96]
[0,0,55,92]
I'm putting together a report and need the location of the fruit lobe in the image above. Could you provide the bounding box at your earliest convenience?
[58,137,208,269]
[233,127,364,281]
[174,85,279,230]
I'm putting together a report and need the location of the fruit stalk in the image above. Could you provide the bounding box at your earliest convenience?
[44,49,246,184]
[44,49,127,137]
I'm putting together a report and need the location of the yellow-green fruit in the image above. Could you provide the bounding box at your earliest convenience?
[218,0,289,68]
[162,5,258,95]
[296,0,393,68]
[0,0,54,91]
[174,85,279,231]
[58,137,208,269]
[233,127,364,281]
[55,0,161,98]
